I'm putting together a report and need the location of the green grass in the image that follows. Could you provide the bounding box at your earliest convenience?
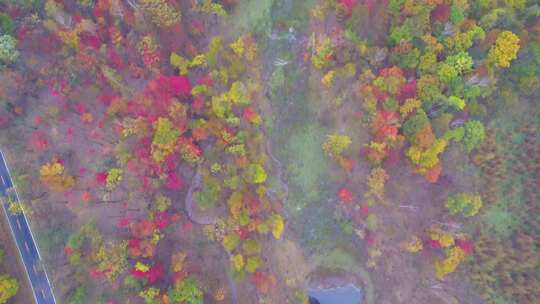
[481,204,520,240]
[228,0,275,34]
[313,248,358,271]
[285,123,328,213]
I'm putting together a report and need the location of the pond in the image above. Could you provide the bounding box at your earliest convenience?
[308,284,363,304]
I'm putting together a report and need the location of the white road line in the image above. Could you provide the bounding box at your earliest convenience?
[17,218,23,230]
[0,175,5,186]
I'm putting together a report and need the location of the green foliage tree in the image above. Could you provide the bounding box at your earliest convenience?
[388,0,405,16]
[124,275,143,290]
[418,52,437,75]
[402,110,429,139]
[168,277,203,304]
[139,287,160,304]
[463,120,485,152]
[245,256,262,273]
[394,48,420,69]
[223,233,240,252]
[417,75,441,104]
[106,168,123,189]
[194,175,221,210]
[151,117,180,162]
[529,41,540,65]
[437,63,458,84]
[447,96,465,110]
[443,126,465,142]
[39,225,68,254]
[243,163,267,184]
[449,5,465,24]
[446,51,474,75]
[67,286,86,304]
[446,192,483,217]
[0,35,19,65]
[0,14,13,35]
[389,23,413,45]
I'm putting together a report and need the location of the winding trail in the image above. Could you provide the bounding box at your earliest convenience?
[264,135,289,208]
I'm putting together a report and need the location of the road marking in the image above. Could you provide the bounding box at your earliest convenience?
[17,219,23,230]
[41,288,47,299]
[0,175,4,186]
[33,263,39,274]
[24,241,30,253]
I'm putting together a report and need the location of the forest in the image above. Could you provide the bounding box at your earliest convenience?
[0,0,538,303]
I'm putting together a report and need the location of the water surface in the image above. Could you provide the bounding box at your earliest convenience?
[308,284,363,304]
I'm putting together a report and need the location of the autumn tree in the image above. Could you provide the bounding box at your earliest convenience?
[365,168,389,204]
[488,31,520,68]
[0,275,18,304]
[434,246,466,280]
[446,192,482,217]
[322,134,352,159]
[39,158,75,192]
[139,0,182,28]
[66,286,87,304]
[92,240,128,282]
[151,117,180,162]
[168,277,204,304]
[243,163,267,184]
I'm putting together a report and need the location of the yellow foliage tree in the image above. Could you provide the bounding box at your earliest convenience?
[135,261,150,273]
[430,228,455,248]
[39,160,75,192]
[399,98,421,117]
[171,251,187,273]
[151,117,180,162]
[434,246,466,280]
[488,31,520,68]
[269,213,284,240]
[404,236,423,253]
[0,274,18,304]
[365,168,389,203]
[230,254,244,272]
[92,240,128,282]
[139,0,181,27]
[322,134,352,159]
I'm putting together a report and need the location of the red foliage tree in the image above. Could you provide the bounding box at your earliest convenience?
[165,172,183,191]
[30,131,49,151]
[339,187,353,203]
[431,4,450,23]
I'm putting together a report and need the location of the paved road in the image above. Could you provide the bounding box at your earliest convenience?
[0,151,56,304]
